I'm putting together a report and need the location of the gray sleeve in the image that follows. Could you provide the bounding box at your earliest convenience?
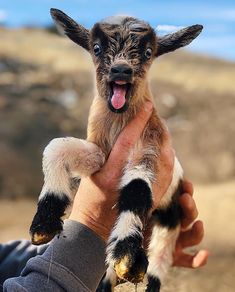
[3,220,106,292]
[0,239,48,286]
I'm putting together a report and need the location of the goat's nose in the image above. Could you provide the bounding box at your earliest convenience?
[111,64,133,76]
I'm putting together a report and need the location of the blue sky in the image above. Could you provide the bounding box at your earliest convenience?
[0,0,235,61]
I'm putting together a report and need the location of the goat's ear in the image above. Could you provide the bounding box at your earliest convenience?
[156,25,203,57]
[50,8,90,51]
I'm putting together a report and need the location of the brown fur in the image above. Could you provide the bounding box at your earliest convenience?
[86,18,163,165]
[50,11,202,168]
[87,84,164,186]
[31,11,203,288]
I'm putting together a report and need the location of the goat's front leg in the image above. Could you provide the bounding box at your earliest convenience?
[30,137,105,245]
[106,165,154,284]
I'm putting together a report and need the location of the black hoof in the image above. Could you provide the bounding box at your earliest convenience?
[30,193,70,245]
[146,276,161,292]
[113,235,148,283]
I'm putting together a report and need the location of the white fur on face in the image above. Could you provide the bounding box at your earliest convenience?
[102,15,129,25]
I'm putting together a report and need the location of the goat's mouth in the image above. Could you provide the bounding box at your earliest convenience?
[108,81,132,113]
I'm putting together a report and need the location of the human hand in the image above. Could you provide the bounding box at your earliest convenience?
[69,101,153,240]
[173,180,209,268]
[69,99,208,266]
[69,102,175,241]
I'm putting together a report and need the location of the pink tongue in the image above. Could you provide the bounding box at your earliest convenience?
[111,84,127,110]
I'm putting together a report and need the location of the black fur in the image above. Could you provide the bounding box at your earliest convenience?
[138,30,157,62]
[30,193,70,243]
[156,25,203,57]
[91,23,109,54]
[50,8,90,51]
[113,234,142,260]
[151,181,183,229]
[146,276,161,292]
[118,179,152,217]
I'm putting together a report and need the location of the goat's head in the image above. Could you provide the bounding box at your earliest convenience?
[51,9,203,113]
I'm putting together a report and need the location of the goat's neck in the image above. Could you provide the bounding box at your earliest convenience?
[87,82,155,155]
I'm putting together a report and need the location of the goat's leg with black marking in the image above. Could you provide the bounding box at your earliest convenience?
[146,225,180,292]
[146,158,183,292]
[106,165,154,284]
[30,137,105,245]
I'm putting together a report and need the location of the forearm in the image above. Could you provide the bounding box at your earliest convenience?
[3,220,106,292]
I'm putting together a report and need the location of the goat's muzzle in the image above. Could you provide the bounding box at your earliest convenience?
[108,64,133,113]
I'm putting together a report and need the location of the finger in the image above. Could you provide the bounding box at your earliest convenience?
[179,193,198,229]
[103,101,153,175]
[192,250,209,268]
[174,249,209,268]
[177,220,204,249]
[182,179,194,196]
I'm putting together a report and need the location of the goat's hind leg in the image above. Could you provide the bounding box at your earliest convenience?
[106,166,153,284]
[146,158,183,292]
[30,137,105,245]
[146,215,181,292]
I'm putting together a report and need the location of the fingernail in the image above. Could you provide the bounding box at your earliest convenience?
[144,101,153,112]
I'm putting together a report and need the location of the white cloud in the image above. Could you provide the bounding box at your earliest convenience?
[0,9,7,22]
[156,25,184,34]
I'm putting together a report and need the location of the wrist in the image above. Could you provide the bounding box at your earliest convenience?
[69,210,111,242]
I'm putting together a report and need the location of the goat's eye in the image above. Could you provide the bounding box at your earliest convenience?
[145,48,152,59]
[93,44,102,56]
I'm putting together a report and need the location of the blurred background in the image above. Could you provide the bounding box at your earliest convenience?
[0,0,234,291]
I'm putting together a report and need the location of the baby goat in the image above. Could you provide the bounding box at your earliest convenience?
[30,9,203,292]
